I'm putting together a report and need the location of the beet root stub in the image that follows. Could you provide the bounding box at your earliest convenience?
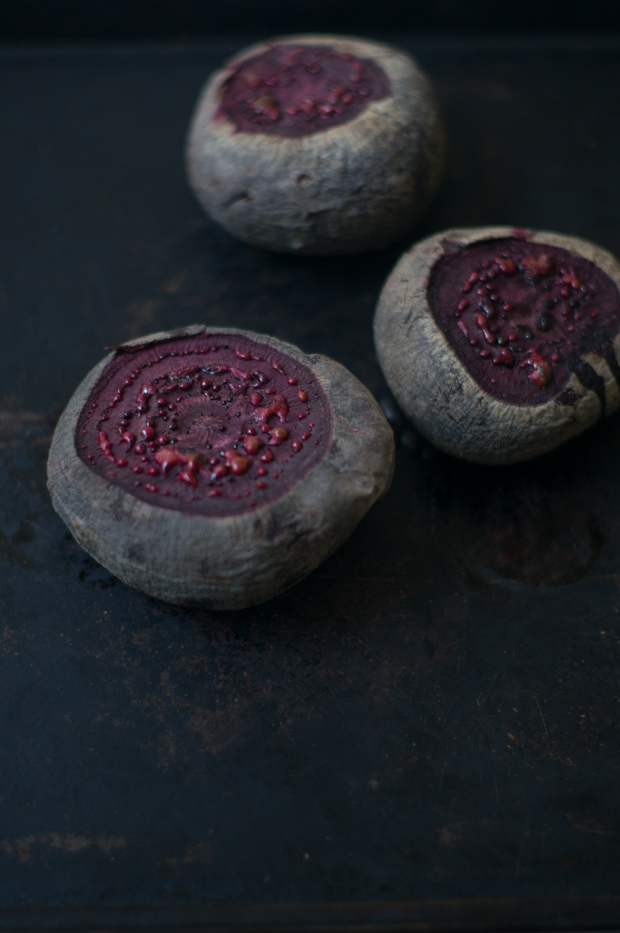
[373,227,620,464]
[47,326,394,610]
[186,34,444,255]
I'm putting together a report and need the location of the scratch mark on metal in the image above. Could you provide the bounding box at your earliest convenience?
[477,672,498,708]
[533,692,548,737]
[515,816,529,877]
[0,833,126,862]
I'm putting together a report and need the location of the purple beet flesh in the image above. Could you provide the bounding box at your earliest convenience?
[218,43,391,137]
[429,237,620,407]
[77,332,332,516]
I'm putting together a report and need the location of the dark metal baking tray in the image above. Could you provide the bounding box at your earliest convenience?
[1,34,620,932]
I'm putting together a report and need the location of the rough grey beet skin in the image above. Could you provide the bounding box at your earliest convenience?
[374,227,620,465]
[186,35,444,255]
[47,325,394,610]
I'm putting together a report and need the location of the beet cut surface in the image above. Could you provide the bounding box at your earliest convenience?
[430,237,620,407]
[218,43,390,137]
[77,332,331,517]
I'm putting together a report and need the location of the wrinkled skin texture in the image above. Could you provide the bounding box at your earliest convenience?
[48,326,394,609]
[186,34,444,255]
[374,228,620,464]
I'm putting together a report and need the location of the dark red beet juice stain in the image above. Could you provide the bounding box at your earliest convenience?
[76,333,332,516]
[219,44,391,137]
[428,238,620,406]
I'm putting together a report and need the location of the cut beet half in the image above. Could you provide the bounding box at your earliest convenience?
[374,227,620,464]
[48,326,394,609]
[186,34,444,255]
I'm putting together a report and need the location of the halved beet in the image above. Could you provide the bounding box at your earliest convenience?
[374,227,620,464]
[186,34,444,255]
[47,326,394,609]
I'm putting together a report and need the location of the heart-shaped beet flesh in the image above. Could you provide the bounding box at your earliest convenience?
[49,327,394,609]
[218,43,391,137]
[77,332,332,516]
[430,238,620,409]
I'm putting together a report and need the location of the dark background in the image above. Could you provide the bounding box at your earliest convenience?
[2,4,620,933]
[0,0,619,41]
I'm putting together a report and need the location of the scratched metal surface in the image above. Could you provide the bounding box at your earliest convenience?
[1,37,620,931]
